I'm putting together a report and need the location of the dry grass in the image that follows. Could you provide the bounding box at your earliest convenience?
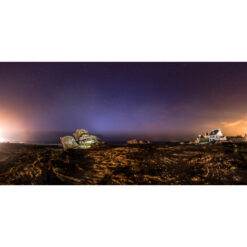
[0,142,247,185]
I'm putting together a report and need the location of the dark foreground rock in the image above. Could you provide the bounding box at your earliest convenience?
[1,142,247,185]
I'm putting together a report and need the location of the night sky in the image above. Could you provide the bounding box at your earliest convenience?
[0,62,247,142]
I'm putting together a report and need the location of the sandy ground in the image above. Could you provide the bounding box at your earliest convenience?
[0,142,247,185]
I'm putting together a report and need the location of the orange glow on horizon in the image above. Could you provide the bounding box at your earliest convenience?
[220,119,247,137]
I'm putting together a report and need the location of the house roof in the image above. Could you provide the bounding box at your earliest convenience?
[210,129,220,135]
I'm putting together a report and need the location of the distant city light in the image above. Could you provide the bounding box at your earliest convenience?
[0,136,6,143]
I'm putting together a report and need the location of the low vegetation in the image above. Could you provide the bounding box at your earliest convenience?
[0,142,247,185]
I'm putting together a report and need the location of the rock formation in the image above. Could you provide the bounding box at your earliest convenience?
[60,136,79,151]
[60,129,100,150]
[127,139,151,145]
[73,129,89,140]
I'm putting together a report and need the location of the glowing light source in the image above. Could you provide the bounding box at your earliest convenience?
[0,127,7,142]
[0,136,6,143]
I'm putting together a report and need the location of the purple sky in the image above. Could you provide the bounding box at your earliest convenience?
[0,62,247,142]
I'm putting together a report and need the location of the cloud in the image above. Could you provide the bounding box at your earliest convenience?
[221,120,245,127]
[221,119,247,135]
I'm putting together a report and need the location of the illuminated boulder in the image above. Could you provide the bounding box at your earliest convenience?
[73,129,89,141]
[78,135,99,145]
[74,129,100,149]
[60,136,79,151]
[61,129,100,150]
[78,135,99,149]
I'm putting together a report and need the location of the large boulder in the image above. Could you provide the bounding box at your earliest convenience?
[77,134,99,145]
[75,129,100,148]
[73,129,89,141]
[61,129,100,150]
[60,136,79,151]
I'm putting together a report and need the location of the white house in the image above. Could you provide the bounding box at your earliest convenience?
[196,129,246,144]
[209,129,226,142]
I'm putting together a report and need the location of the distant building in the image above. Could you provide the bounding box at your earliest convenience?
[227,134,247,143]
[244,134,247,142]
[209,129,226,142]
[196,130,247,144]
[196,129,226,144]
